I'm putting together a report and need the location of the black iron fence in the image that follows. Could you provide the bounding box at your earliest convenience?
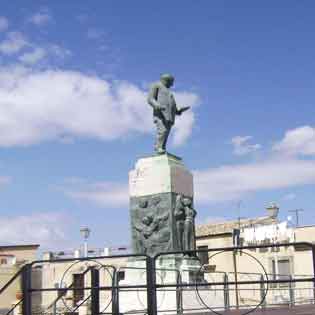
[1,242,315,315]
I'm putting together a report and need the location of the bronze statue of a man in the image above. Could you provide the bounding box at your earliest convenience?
[147,74,190,154]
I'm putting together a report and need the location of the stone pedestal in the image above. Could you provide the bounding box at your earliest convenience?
[119,256,206,315]
[117,74,224,313]
[119,154,204,315]
[129,153,194,257]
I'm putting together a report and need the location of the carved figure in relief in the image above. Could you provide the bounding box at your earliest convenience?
[182,197,197,251]
[134,213,169,256]
[174,195,186,251]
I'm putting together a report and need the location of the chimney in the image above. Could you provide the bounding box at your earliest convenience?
[103,247,111,256]
[74,249,81,258]
[42,251,54,261]
[266,202,279,218]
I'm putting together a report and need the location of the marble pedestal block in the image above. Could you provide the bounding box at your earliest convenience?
[119,257,208,315]
[129,153,194,257]
[119,154,205,315]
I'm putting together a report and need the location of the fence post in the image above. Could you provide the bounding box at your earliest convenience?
[260,275,266,309]
[112,270,120,315]
[52,301,57,315]
[146,256,157,315]
[289,275,295,307]
[232,250,239,309]
[176,272,183,315]
[312,244,315,304]
[22,264,32,315]
[90,267,100,315]
[223,273,230,310]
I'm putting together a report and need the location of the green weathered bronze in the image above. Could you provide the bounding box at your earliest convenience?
[130,192,196,257]
[147,74,190,154]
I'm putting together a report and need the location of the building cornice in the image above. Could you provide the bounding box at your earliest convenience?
[0,244,40,250]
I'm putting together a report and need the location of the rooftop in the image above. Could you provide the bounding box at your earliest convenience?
[196,215,277,238]
[0,244,40,250]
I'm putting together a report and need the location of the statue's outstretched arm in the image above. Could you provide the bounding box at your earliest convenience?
[176,106,190,115]
[172,95,190,115]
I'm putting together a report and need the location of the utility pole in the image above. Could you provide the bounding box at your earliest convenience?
[233,200,243,309]
[288,209,304,227]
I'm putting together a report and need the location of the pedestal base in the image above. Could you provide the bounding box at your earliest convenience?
[118,256,223,315]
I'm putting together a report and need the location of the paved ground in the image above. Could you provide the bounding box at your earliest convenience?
[219,304,315,314]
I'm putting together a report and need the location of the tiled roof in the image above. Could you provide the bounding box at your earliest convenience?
[0,244,40,250]
[196,216,277,238]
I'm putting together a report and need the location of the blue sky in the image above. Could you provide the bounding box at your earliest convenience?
[0,1,315,251]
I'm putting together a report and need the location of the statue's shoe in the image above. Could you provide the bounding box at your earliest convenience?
[155,148,166,155]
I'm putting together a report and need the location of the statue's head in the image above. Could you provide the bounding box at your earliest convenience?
[139,200,148,208]
[152,196,161,206]
[142,215,153,226]
[160,73,174,88]
[182,198,192,206]
[176,194,182,202]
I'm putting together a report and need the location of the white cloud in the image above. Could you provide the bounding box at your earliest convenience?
[0,66,199,147]
[29,10,52,26]
[194,158,315,204]
[60,126,315,207]
[283,193,297,201]
[18,45,71,65]
[193,127,315,204]
[0,16,9,32]
[0,29,70,64]
[231,135,261,156]
[0,32,28,55]
[63,157,315,207]
[19,47,46,64]
[273,126,315,156]
[61,179,128,207]
[0,212,68,249]
[48,44,71,58]
[0,176,11,186]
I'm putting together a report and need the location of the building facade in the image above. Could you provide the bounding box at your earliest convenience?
[0,244,39,313]
[195,204,315,308]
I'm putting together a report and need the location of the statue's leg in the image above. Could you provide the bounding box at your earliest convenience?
[162,123,171,151]
[183,222,188,251]
[176,223,182,250]
[188,226,192,251]
[178,222,184,251]
[154,118,167,153]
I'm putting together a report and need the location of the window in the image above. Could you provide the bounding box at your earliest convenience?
[73,274,84,306]
[0,258,7,265]
[271,246,280,253]
[278,259,291,282]
[197,246,209,265]
[271,259,277,288]
[232,229,240,246]
[271,258,291,288]
[118,271,125,281]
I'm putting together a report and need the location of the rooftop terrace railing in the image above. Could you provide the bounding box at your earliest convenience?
[1,241,315,315]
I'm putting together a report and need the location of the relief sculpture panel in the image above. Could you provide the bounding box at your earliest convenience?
[130,193,196,257]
